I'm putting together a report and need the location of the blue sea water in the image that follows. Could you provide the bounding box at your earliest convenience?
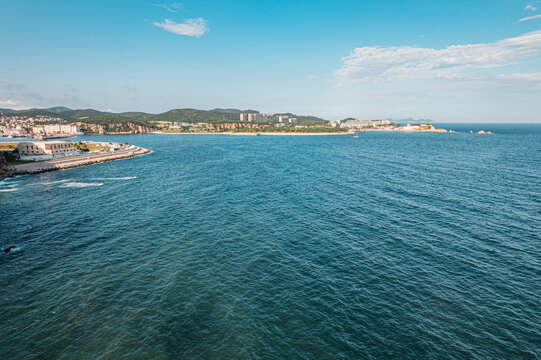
[1,124,540,359]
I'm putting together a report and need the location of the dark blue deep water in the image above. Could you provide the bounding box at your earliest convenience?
[1,124,540,359]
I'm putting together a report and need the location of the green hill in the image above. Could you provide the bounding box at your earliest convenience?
[77,114,151,126]
[2,110,72,120]
[0,106,329,126]
[0,108,20,114]
[147,108,241,123]
[38,106,73,113]
[147,108,328,124]
[60,109,111,119]
[0,106,72,114]
[211,108,258,115]
[75,114,156,133]
[118,111,153,120]
[274,113,328,125]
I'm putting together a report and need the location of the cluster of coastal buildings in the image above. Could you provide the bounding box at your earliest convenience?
[32,124,82,136]
[332,119,394,129]
[330,119,447,132]
[239,113,298,125]
[15,140,129,161]
[0,115,36,137]
[0,114,81,138]
[17,140,80,160]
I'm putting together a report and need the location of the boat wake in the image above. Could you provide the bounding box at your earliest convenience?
[92,176,137,181]
[60,182,104,188]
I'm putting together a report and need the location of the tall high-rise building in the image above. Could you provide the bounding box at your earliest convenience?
[246,113,272,122]
[278,116,289,123]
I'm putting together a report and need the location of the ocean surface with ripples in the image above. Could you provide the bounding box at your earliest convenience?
[1,124,540,359]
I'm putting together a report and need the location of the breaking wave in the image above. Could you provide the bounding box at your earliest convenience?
[0,187,18,192]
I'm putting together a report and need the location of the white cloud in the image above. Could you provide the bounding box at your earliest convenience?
[153,18,208,38]
[122,84,137,92]
[0,99,19,107]
[334,30,541,85]
[525,0,538,11]
[0,99,31,110]
[519,14,541,21]
[152,2,184,13]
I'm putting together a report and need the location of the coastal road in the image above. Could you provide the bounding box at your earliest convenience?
[47,147,143,165]
[9,146,150,175]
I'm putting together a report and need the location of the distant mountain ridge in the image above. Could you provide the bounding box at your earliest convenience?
[0,106,329,125]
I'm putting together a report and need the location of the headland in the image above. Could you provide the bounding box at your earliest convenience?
[0,141,151,181]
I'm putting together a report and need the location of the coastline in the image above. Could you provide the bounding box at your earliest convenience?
[359,128,448,133]
[153,131,354,136]
[3,146,151,180]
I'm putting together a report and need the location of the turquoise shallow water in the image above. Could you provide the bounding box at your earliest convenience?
[1,124,540,359]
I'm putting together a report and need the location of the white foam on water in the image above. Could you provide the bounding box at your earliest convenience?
[0,187,18,192]
[92,176,137,181]
[60,182,104,188]
[40,179,72,185]
[0,177,21,186]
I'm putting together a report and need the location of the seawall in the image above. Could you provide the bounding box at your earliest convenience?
[6,147,151,179]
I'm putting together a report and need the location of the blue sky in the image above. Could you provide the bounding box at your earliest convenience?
[1,0,540,122]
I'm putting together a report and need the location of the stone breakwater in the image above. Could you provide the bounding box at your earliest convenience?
[6,147,151,178]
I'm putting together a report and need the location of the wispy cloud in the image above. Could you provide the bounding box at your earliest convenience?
[519,14,541,21]
[122,84,137,92]
[153,18,208,38]
[525,1,538,11]
[0,99,20,107]
[152,2,184,13]
[0,82,82,109]
[334,30,541,85]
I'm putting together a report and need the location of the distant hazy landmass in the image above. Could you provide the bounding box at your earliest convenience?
[0,106,328,124]
[1,106,440,136]
[0,106,330,135]
[388,118,433,124]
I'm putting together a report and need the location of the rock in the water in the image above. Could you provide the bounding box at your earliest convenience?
[4,246,16,253]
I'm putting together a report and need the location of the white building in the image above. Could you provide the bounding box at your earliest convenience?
[33,124,81,135]
[402,124,422,130]
[340,119,392,129]
[240,113,248,121]
[245,113,272,122]
[18,140,80,160]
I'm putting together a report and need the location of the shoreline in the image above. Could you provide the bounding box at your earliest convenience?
[358,128,448,133]
[153,131,354,136]
[3,146,151,181]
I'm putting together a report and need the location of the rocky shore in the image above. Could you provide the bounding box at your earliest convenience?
[3,146,151,180]
[0,153,15,181]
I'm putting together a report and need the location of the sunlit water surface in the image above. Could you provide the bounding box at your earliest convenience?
[1,124,540,359]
